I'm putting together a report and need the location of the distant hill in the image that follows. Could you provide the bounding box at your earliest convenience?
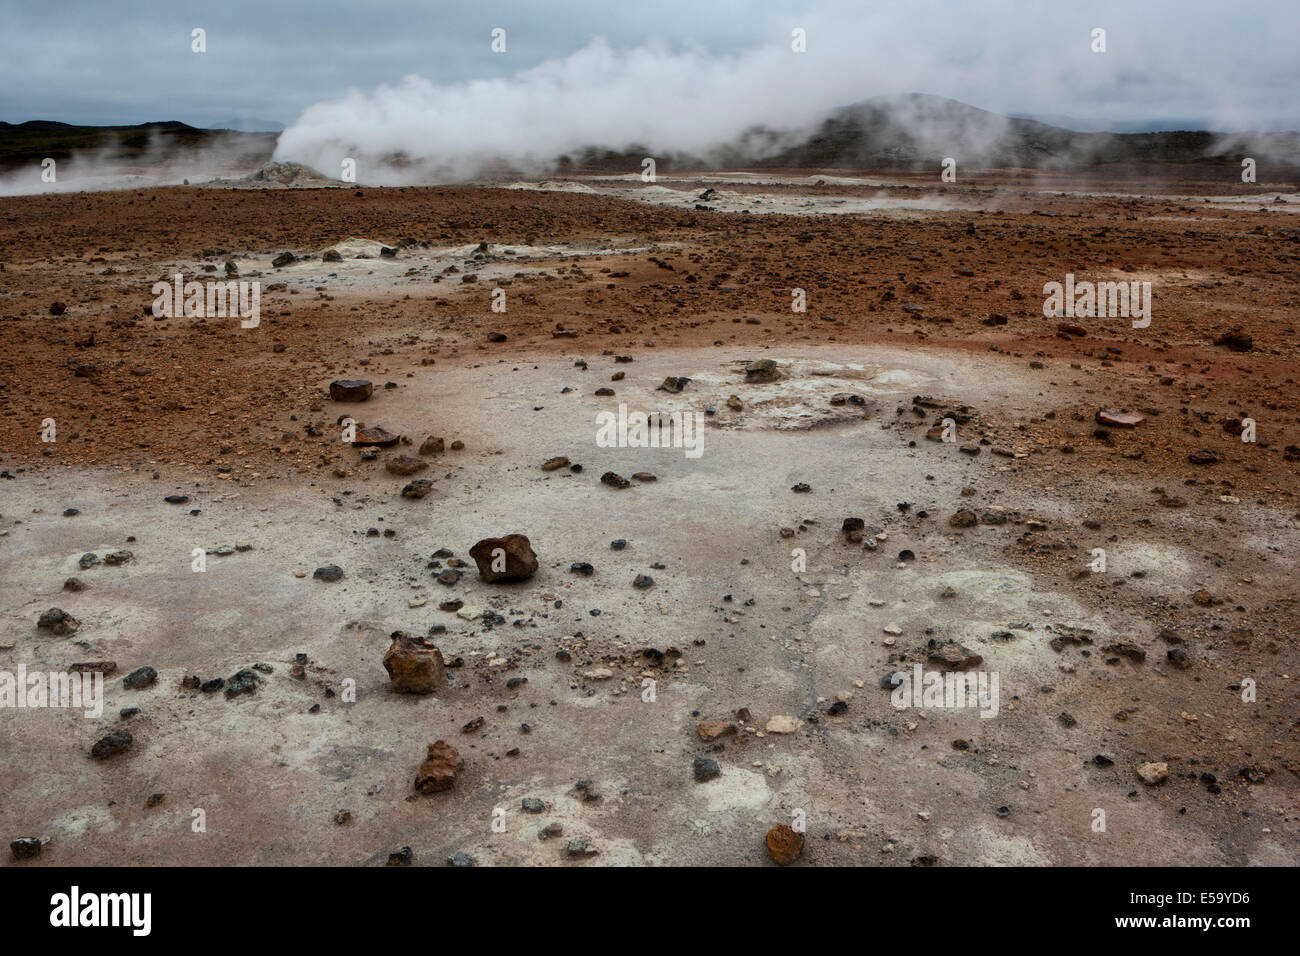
[0,120,276,172]
[558,93,1300,177]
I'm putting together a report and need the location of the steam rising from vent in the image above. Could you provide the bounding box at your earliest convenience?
[272,38,874,183]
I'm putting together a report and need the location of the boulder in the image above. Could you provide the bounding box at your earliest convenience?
[469,534,538,582]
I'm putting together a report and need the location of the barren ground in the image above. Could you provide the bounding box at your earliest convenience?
[1,168,1297,866]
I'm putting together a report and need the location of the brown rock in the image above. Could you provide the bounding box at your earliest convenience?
[696,720,738,741]
[401,479,434,499]
[469,534,538,582]
[419,436,445,456]
[766,823,804,865]
[414,740,463,793]
[382,631,446,694]
[949,509,977,528]
[1096,408,1145,428]
[353,426,400,447]
[541,456,570,471]
[69,661,117,674]
[385,454,428,476]
[928,642,983,671]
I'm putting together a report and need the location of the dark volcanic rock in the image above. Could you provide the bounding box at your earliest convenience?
[122,666,157,690]
[745,359,779,383]
[693,757,722,782]
[90,728,133,759]
[10,837,42,860]
[37,608,79,635]
[401,479,434,499]
[224,669,259,698]
[329,379,373,402]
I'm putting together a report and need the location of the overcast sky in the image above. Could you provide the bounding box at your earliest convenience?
[2,0,1297,132]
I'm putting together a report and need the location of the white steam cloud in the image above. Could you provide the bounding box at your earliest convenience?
[273,37,879,183]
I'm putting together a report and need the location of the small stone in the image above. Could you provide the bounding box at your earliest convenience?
[313,565,344,582]
[414,740,463,793]
[329,379,373,402]
[10,837,42,860]
[632,574,654,589]
[765,823,804,865]
[387,846,413,866]
[401,479,434,499]
[1137,762,1169,786]
[224,669,258,698]
[37,608,78,635]
[1213,328,1252,351]
[418,436,445,456]
[521,797,546,813]
[927,642,983,671]
[764,715,803,734]
[122,666,157,690]
[696,720,738,741]
[383,631,446,694]
[600,471,631,489]
[693,757,722,782]
[385,454,427,476]
[90,728,133,759]
[541,456,570,471]
[1096,408,1145,428]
